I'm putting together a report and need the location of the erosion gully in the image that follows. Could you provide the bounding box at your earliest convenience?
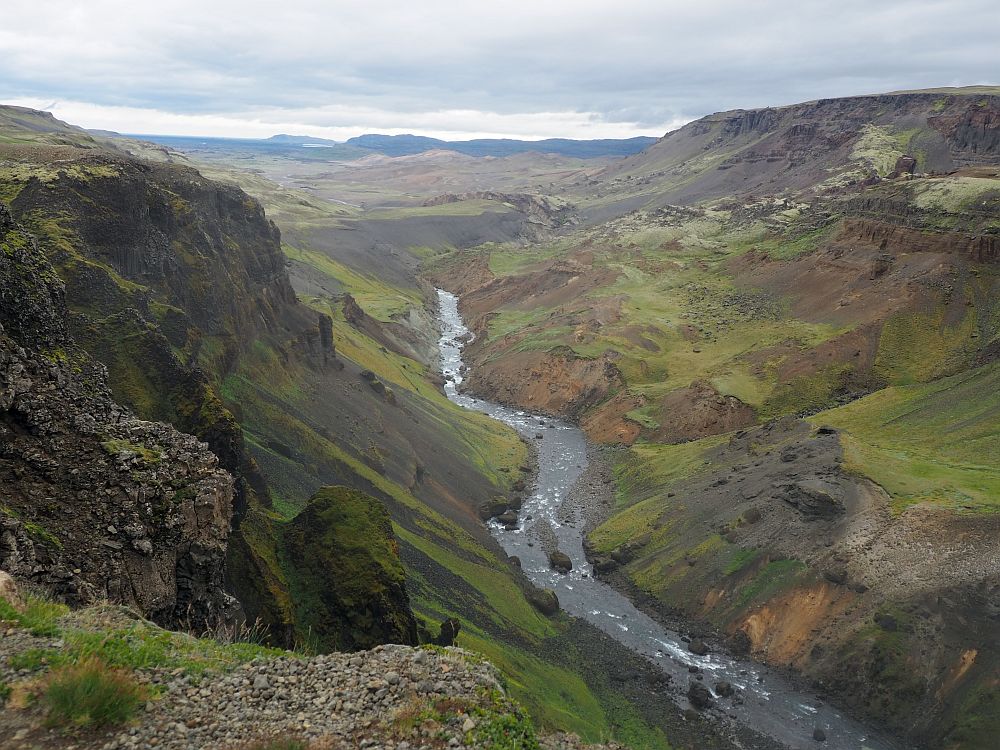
[436,289,903,750]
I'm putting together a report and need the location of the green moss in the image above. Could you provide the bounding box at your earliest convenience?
[723,547,761,576]
[101,439,163,464]
[941,680,1000,749]
[279,486,416,652]
[24,521,63,549]
[759,362,854,419]
[874,305,977,386]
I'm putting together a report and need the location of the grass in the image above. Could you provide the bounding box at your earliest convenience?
[733,559,807,608]
[874,305,978,386]
[1,594,288,677]
[0,592,69,636]
[43,657,147,730]
[812,361,1000,512]
[101,438,164,464]
[282,243,421,321]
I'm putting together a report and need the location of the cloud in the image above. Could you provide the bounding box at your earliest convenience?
[1,0,997,139]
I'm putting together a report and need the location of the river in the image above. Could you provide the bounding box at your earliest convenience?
[435,288,905,750]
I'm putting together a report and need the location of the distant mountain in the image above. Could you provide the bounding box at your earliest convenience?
[344,133,658,159]
[266,134,340,146]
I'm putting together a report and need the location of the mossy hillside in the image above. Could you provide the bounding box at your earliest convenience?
[874,304,980,386]
[284,243,422,322]
[461,217,849,430]
[279,486,417,653]
[811,361,1000,512]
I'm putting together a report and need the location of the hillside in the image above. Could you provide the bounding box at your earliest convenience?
[419,87,1000,749]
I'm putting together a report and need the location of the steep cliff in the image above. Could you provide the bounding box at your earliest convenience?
[0,115,419,654]
[0,203,236,629]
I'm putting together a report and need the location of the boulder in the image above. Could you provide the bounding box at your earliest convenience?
[496,511,519,526]
[526,588,560,616]
[688,639,709,656]
[776,481,844,518]
[714,680,734,698]
[593,557,618,574]
[813,727,827,742]
[549,550,573,574]
[477,499,508,521]
[727,629,752,656]
[0,570,21,610]
[688,681,714,710]
[610,545,634,564]
[435,617,461,646]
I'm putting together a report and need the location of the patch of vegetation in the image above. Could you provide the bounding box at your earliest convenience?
[724,547,761,576]
[237,738,310,750]
[759,362,854,419]
[812,361,1000,512]
[101,438,164,464]
[874,305,978,386]
[0,592,69,636]
[4,604,289,678]
[734,559,807,608]
[282,243,421,321]
[940,679,1000,749]
[43,657,147,730]
[852,124,905,176]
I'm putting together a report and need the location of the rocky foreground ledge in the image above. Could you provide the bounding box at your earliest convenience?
[0,592,621,750]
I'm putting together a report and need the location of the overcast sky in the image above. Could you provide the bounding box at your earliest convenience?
[1,0,997,140]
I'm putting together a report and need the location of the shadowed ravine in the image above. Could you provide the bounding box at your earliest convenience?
[436,288,904,750]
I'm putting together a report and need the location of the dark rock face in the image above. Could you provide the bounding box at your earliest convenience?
[0,204,236,629]
[280,486,418,652]
[477,498,509,521]
[10,156,297,346]
[775,480,845,518]
[434,617,461,646]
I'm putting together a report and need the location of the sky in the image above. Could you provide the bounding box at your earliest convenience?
[1,0,998,141]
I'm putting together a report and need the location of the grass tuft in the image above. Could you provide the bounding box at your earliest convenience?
[43,657,147,730]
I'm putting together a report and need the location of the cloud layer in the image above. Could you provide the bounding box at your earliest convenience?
[2,0,998,139]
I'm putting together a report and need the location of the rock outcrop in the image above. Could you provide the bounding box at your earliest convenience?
[280,486,418,651]
[0,204,236,629]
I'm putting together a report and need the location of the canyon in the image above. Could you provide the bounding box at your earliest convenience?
[1,86,999,749]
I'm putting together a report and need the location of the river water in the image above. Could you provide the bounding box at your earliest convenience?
[436,289,905,750]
